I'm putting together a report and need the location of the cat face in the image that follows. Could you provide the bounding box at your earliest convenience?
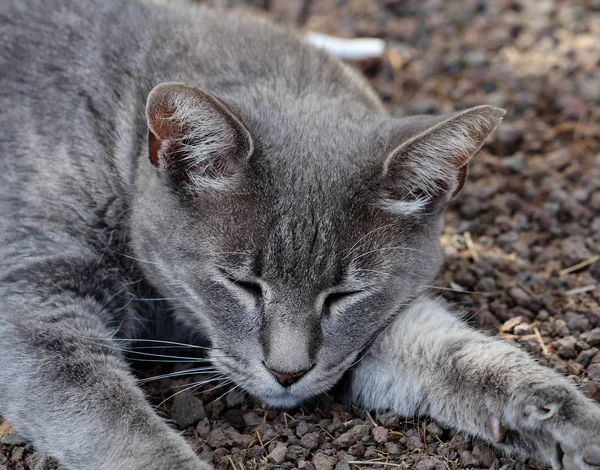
[132,83,503,406]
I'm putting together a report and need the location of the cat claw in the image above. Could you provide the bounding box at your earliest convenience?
[524,402,560,420]
[538,403,560,420]
[486,416,506,443]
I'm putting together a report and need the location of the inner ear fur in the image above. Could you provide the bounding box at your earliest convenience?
[380,105,505,213]
[145,82,254,186]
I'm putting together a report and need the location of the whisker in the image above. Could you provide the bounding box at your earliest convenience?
[131,297,182,302]
[127,358,212,364]
[140,367,218,383]
[168,376,225,389]
[119,253,165,266]
[155,377,231,409]
[348,348,371,370]
[78,338,215,362]
[210,384,241,405]
[351,245,426,263]
[101,337,213,350]
[423,285,488,295]
[342,224,396,261]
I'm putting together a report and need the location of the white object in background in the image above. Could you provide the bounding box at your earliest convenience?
[305,32,386,60]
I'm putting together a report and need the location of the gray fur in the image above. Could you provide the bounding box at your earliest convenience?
[0,0,598,469]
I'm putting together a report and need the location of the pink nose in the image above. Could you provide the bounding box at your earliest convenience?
[266,366,311,387]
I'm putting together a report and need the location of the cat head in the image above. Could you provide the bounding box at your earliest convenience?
[132,82,504,407]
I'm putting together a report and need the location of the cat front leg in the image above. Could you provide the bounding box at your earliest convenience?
[0,257,210,470]
[348,295,600,469]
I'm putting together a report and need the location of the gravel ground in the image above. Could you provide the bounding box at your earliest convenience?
[2,0,599,469]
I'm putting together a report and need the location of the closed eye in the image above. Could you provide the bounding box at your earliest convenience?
[231,279,262,298]
[322,290,363,316]
[218,269,263,298]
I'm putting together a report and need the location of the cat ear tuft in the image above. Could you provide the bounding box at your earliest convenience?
[146,82,253,189]
[380,105,505,215]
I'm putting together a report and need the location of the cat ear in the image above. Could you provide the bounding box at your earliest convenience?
[146,82,253,188]
[380,105,505,215]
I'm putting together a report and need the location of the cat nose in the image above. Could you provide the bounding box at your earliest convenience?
[265,365,312,387]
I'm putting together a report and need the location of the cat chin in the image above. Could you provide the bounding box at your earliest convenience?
[259,393,305,409]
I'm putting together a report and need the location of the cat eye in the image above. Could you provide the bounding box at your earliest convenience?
[322,290,362,316]
[218,269,263,299]
[231,279,263,298]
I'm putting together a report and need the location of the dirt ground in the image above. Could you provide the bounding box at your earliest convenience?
[1,0,599,469]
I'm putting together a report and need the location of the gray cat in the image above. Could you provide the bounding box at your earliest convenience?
[0,0,598,469]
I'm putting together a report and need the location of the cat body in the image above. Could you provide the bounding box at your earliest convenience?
[1,0,599,469]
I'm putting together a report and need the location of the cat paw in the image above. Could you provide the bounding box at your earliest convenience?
[560,443,600,470]
[499,383,600,470]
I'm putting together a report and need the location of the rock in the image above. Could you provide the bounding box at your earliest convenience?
[546,148,572,170]
[449,432,471,450]
[335,460,351,470]
[372,426,389,443]
[577,348,599,367]
[493,123,522,156]
[207,429,229,449]
[476,277,496,292]
[250,445,265,460]
[587,329,600,347]
[170,394,206,429]
[24,452,54,470]
[426,422,444,438]
[561,236,593,265]
[375,411,399,427]
[472,444,496,467]
[333,432,357,448]
[196,418,211,439]
[590,192,600,211]
[349,424,371,437]
[298,461,316,470]
[588,352,600,380]
[554,319,570,336]
[268,443,287,464]
[225,388,246,407]
[501,156,527,173]
[224,428,253,447]
[508,287,537,309]
[287,445,310,460]
[592,219,600,237]
[243,411,263,428]
[347,443,365,457]
[296,421,315,436]
[10,447,25,465]
[459,450,480,467]
[566,312,590,332]
[416,457,447,470]
[384,442,400,455]
[407,435,425,451]
[300,432,320,450]
[223,409,244,427]
[581,381,600,401]
[567,361,584,376]
[363,447,379,459]
[557,336,578,359]
[313,452,338,470]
